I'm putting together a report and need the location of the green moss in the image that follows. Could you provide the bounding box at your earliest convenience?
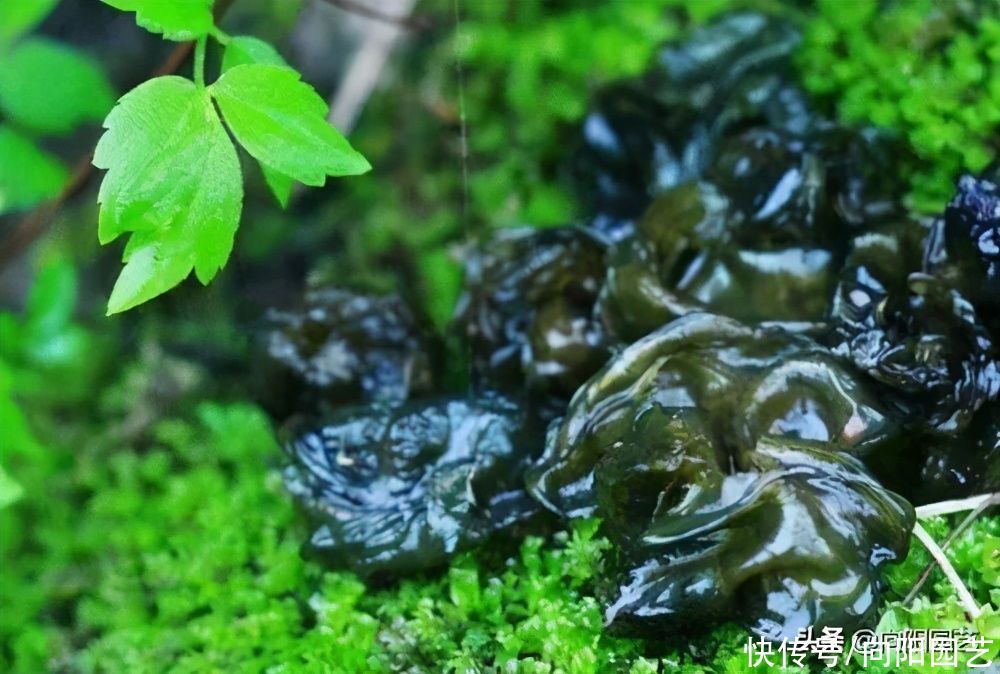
[797,0,1000,211]
[1,259,996,673]
[8,385,994,671]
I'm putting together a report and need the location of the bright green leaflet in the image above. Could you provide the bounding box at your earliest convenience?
[221,37,296,207]
[100,0,214,41]
[0,38,116,135]
[0,0,60,47]
[0,126,67,215]
[93,76,242,314]
[220,35,286,72]
[211,64,371,186]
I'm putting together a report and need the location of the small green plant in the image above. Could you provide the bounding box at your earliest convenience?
[94,0,370,314]
[0,0,115,214]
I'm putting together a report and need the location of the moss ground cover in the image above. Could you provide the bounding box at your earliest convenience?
[3,0,1000,671]
[2,263,997,671]
[796,0,1000,211]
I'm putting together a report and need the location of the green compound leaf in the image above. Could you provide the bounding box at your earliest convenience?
[93,76,242,314]
[101,0,214,41]
[0,38,116,135]
[211,64,371,187]
[0,125,67,215]
[0,0,60,47]
[220,37,296,207]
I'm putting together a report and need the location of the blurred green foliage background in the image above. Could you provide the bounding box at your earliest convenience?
[1,0,998,671]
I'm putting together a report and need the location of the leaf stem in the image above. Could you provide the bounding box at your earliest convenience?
[210,27,231,45]
[911,522,981,620]
[194,36,207,89]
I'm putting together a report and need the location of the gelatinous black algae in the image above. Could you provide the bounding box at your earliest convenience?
[266,10,999,646]
[927,172,1000,331]
[463,108,905,393]
[283,394,541,577]
[265,288,438,417]
[573,12,809,241]
[916,401,999,504]
[526,313,915,640]
[601,440,914,641]
[830,174,1000,434]
[584,39,904,339]
[453,226,610,417]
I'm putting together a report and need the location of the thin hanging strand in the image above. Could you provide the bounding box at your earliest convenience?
[453,0,476,398]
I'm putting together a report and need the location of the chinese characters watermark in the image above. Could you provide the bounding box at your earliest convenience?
[744,627,995,669]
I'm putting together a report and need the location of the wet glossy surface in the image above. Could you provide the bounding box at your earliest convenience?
[594,118,909,339]
[917,402,1000,503]
[265,288,438,417]
[454,226,610,413]
[526,313,914,639]
[527,313,900,517]
[283,394,541,577]
[830,183,1000,433]
[600,440,914,640]
[928,172,1000,326]
[599,181,837,341]
[573,13,806,241]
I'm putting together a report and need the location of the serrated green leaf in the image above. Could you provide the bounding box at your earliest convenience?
[0,125,67,215]
[93,76,242,314]
[101,0,214,41]
[211,64,371,187]
[106,238,193,314]
[0,38,115,135]
[221,35,287,72]
[94,76,204,242]
[0,0,60,47]
[220,38,297,207]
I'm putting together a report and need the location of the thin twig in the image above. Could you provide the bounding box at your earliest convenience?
[0,152,96,270]
[0,0,236,271]
[318,0,431,31]
[912,522,982,619]
[904,496,997,606]
[915,492,999,519]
